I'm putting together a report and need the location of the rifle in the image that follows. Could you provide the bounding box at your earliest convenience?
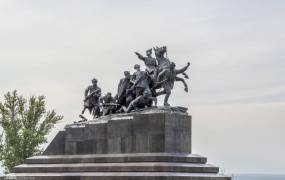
[84,89,101,102]
[102,103,120,107]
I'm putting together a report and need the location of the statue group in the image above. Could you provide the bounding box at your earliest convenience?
[81,46,190,119]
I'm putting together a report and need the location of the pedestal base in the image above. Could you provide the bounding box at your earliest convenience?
[3,108,231,180]
[7,153,231,180]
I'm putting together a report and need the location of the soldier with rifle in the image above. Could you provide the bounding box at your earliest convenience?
[100,92,118,116]
[81,78,102,118]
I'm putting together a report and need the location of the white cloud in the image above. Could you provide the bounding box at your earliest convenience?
[192,102,285,174]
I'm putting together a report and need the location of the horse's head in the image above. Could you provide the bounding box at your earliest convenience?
[153,46,167,58]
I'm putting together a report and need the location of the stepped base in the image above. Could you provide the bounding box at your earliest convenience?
[5,172,231,180]
[25,153,207,164]
[4,153,231,180]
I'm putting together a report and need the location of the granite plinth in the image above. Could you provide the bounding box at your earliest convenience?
[44,110,192,155]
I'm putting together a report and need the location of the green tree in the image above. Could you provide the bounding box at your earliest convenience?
[0,90,63,173]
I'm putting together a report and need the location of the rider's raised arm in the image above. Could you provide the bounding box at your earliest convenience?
[176,62,190,74]
[134,52,145,61]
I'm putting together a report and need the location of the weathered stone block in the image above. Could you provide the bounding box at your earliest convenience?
[107,119,133,138]
[43,111,192,155]
[65,126,85,141]
[43,131,65,155]
[108,137,122,153]
[85,123,107,139]
[64,141,77,155]
[121,136,133,153]
[135,134,150,152]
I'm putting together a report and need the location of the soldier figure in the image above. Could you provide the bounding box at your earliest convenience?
[131,64,150,98]
[134,49,157,82]
[81,78,102,118]
[116,71,134,107]
[156,62,190,106]
[100,92,117,116]
[125,90,157,113]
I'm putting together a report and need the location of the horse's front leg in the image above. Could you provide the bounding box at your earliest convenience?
[182,72,189,79]
[175,76,188,92]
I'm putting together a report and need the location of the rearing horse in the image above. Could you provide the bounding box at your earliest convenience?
[153,46,190,106]
[153,46,171,72]
[153,46,171,82]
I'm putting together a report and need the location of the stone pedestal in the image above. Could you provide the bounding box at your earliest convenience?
[4,108,231,180]
[45,112,191,155]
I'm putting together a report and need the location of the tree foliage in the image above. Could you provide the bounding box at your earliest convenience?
[0,90,63,173]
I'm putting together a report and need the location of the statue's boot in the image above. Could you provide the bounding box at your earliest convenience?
[164,93,171,106]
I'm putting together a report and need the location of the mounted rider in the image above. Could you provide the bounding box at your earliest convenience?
[134,49,157,83]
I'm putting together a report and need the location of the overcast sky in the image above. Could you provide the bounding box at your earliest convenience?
[0,0,284,175]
